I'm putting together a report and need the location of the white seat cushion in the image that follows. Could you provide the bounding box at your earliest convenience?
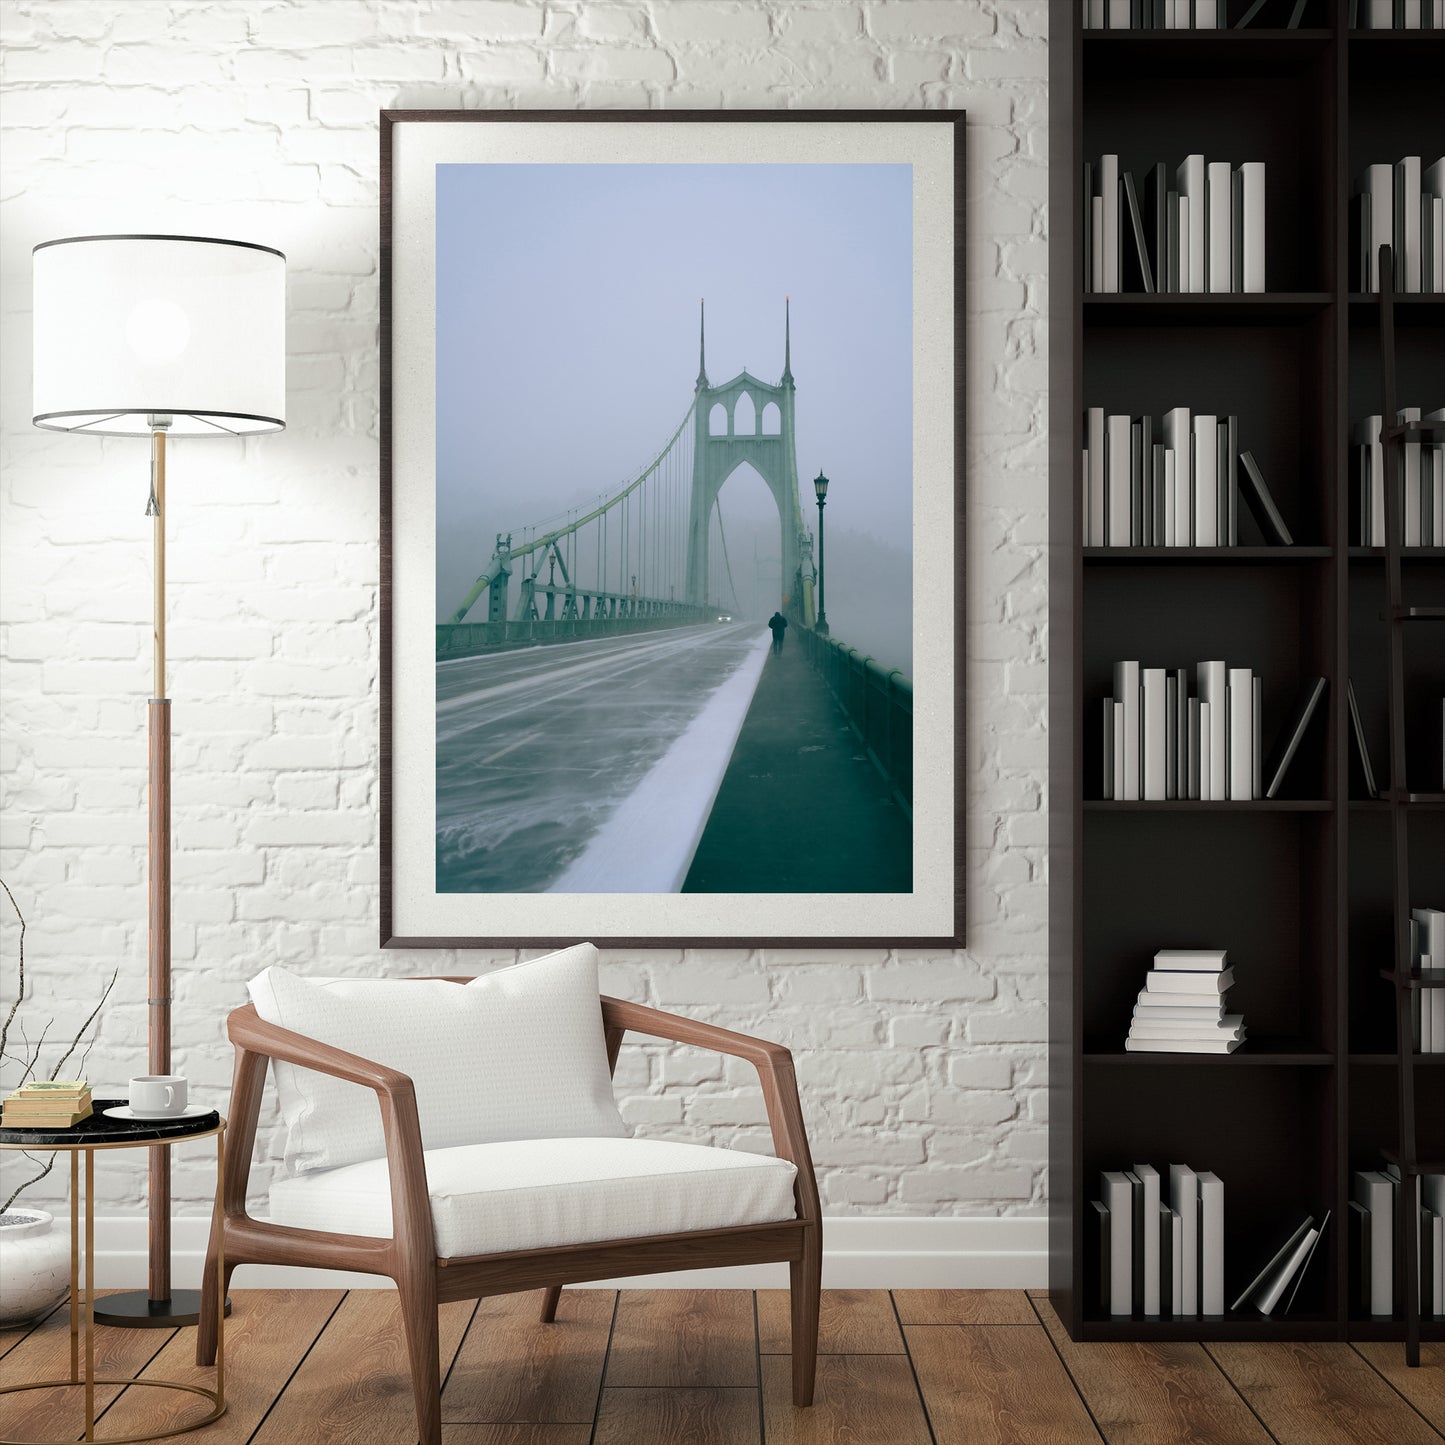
[268,1137,798,1258]
[248,944,627,1175]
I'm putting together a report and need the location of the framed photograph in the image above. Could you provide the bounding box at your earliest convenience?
[382,110,963,949]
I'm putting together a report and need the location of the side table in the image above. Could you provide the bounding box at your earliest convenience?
[0,1102,226,1444]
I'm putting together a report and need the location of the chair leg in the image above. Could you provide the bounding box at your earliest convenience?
[395,1264,442,1445]
[539,1285,563,1323]
[195,1228,234,1366]
[789,1232,821,1408]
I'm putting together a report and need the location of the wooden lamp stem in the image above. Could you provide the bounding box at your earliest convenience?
[148,425,172,1304]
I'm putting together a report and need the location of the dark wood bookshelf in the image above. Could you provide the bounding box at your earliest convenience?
[1049,0,1445,1346]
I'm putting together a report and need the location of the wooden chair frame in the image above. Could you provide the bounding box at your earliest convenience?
[196,989,822,1445]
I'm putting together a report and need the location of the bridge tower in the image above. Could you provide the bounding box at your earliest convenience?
[686,300,813,620]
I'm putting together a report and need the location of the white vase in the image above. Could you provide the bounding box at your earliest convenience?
[0,1208,70,1325]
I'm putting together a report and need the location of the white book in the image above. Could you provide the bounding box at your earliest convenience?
[1257,1226,1320,1316]
[1198,1173,1225,1316]
[1114,660,1141,800]
[1355,1170,1394,1316]
[1177,156,1206,294]
[1397,157,1422,292]
[1425,1176,1445,1314]
[1137,1164,1162,1316]
[1197,661,1228,800]
[1402,0,1422,27]
[1107,413,1133,547]
[1198,700,1212,800]
[1143,668,1168,800]
[1108,0,1130,27]
[1170,1164,1199,1317]
[1145,967,1236,995]
[1193,416,1219,546]
[1359,164,1393,291]
[1401,406,1422,546]
[1163,449,1178,547]
[1102,1171,1133,1316]
[1238,162,1266,293]
[1196,0,1218,24]
[1207,160,1232,293]
[1163,409,1193,545]
[1127,1037,1242,1054]
[1135,999,1228,1017]
[1113,701,1126,800]
[1228,667,1255,800]
[1435,197,1445,297]
[1129,1020,1244,1039]
[1365,0,1393,26]
[1101,154,1121,294]
[1178,194,1191,298]
[1092,196,1105,292]
[1170,1210,1184,1318]
[1087,407,1106,546]
[1361,414,1384,544]
[1154,949,1229,971]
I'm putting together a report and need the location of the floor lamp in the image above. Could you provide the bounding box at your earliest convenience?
[31,234,286,1326]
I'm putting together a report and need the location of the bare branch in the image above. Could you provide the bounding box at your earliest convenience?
[48,968,118,1081]
[0,879,26,1071]
[2,1151,56,1215]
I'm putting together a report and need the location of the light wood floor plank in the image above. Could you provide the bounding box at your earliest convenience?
[89,1289,341,1442]
[593,1386,760,1445]
[906,1323,1102,1445]
[762,1353,931,1443]
[757,1289,903,1354]
[603,1289,757,1387]
[894,1289,1037,1326]
[249,1289,475,1445]
[1352,1342,1445,1433]
[442,1426,592,1444]
[0,1291,173,1443]
[1207,1341,1441,1445]
[442,1288,614,1423]
[1034,1297,1271,1444]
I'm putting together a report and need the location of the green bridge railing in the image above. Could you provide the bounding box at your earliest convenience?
[795,625,913,815]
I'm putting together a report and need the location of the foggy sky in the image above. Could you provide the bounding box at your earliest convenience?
[435,162,913,637]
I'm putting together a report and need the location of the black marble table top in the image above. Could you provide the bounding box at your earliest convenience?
[0,1099,221,1148]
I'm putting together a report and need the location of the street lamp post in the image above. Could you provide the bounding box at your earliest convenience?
[813,470,830,636]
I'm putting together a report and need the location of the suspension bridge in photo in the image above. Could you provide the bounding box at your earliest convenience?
[434,303,914,898]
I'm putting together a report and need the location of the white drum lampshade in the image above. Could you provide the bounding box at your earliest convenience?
[32,233,285,436]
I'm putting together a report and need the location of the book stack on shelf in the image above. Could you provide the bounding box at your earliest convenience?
[1085,155,1265,295]
[1354,1166,1445,1319]
[1085,1,1319,29]
[0,1079,93,1129]
[1233,1210,1331,1317]
[1354,406,1445,547]
[1097,1163,1224,1318]
[1354,157,1445,292]
[1102,659,1283,801]
[1126,948,1245,1054]
[1412,906,1444,1052]
[1083,407,1294,546]
[1353,1,1445,30]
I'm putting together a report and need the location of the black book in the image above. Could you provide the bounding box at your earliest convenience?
[1144,164,1169,295]
[1263,677,1327,799]
[1352,192,1372,292]
[1166,189,1181,293]
[1122,170,1156,293]
[1093,1199,1111,1315]
[1231,1215,1315,1312]
[1225,415,1239,544]
[1131,420,1144,547]
[1349,1199,1372,1314]
[1347,678,1379,799]
[1238,450,1295,545]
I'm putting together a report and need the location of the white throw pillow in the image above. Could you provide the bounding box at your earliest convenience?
[247,943,628,1175]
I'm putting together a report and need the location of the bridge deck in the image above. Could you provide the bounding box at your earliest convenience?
[683,635,912,894]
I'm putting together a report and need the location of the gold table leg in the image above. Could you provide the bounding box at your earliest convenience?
[69,1152,79,1384]
[85,1148,94,1442]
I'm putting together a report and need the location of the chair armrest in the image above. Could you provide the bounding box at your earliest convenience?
[599,997,820,1225]
[223,1004,435,1264]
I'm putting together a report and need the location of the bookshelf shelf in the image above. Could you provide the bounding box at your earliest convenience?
[1050,0,1443,1350]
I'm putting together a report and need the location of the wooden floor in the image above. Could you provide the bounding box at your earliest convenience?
[2,1288,1442,1444]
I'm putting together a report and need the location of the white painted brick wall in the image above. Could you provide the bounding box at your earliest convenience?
[0,0,1048,1220]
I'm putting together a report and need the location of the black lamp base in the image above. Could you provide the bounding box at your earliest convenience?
[92,1289,231,1329]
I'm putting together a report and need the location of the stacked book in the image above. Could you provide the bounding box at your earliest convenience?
[1354,1166,1445,1318]
[1,1079,93,1129]
[1354,1,1445,28]
[1354,407,1445,547]
[1354,157,1445,292]
[1096,1163,1225,1318]
[1412,906,1444,1053]
[1082,407,1294,547]
[1085,154,1265,294]
[1127,949,1245,1054]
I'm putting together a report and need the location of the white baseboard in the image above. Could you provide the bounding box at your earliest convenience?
[88,1215,1047,1292]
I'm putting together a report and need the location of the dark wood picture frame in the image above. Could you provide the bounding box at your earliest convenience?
[379,109,966,950]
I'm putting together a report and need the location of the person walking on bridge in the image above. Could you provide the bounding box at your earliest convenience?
[768,610,788,656]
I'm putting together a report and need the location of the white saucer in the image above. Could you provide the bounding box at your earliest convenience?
[103,1104,211,1122]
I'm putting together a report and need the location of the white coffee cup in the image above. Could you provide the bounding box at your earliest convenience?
[129,1075,187,1116]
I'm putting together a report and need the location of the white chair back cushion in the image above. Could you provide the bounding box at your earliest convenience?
[247,943,628,1175]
